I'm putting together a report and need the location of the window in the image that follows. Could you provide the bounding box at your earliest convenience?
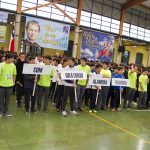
[135,53,143,66]
[121,50,130,65]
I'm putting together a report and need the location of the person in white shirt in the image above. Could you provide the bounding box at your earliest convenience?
[56,58,68,112]
[61,57,78,117]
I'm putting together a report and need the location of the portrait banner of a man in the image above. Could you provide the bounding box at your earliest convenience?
[24,16,70,51]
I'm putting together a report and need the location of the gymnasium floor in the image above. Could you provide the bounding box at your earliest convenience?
[0,96,150,150]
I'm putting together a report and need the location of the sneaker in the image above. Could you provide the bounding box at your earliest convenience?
[5,112,12,117]
[89,110,92,113]
[78,107,82,111]
[116,108,121,112]
[62,111,67,117]
[0,112,3,117]
[112,108,116,112]
[93,110,97,113]
[70,110,78,115]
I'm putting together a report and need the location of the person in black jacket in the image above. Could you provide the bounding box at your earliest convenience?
[24,56,37,113]
[15,53,26,107]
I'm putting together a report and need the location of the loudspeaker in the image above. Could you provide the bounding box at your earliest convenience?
[118,46,125,52]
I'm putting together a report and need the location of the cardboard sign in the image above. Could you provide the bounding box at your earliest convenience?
[22,64,52,75]
[89,74,111,86]
[112,78,130,87]
[61,70,87,80]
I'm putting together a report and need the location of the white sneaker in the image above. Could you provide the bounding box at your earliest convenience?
[70,110,78,115]
[62,111,67,117]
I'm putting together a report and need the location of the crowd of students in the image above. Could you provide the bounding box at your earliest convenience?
[0,51,150,117]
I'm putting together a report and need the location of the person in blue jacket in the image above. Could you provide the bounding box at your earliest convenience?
[111,67,125,112]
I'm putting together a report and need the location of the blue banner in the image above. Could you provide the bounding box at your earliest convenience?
[25,16,70,50]
[81,30,114,62]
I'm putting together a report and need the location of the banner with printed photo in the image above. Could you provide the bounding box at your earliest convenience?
[0,26,7,43]
[81,29,114,62]
[25,16,70,50]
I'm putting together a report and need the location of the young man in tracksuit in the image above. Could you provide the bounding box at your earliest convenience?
[56,58,68,112]
[15,52,26,107]
[62,57,78,117]
[89,64,102,113]
[77,58,91,111]
[37,56,54,112]
[137,68,149,110]
[0,53,16,117]
[100,62,111,110]
[49,58,61,104]
[24,56,37,113]
[111,67,124,112]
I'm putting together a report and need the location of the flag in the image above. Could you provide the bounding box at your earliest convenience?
[9,29,15,52]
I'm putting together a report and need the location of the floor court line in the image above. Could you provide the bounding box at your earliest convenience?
[83,108,150,145]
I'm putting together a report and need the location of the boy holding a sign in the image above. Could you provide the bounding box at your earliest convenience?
[62,57,78,117]
[111,67,124,112]
[37,56,54,112]
[24,56,37,113]
[89,64,102,113]
[77,58,91,111]
[100,62,111,110]
[0,53,16,117]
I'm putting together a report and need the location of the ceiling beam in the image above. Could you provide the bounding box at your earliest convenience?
[76,0,83,26]
[139,4,150,12]
[22,0,66,12]
[47,0,77,25]
[122,0,148,10]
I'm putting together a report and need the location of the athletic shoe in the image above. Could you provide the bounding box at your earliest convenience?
[0,112,3,117]
[5,112,12,117]
[93,110,97,113]
[116,108,121,112]
[62,111,67,117]
[70,110,78,115]
[89,110,92,113]
[112,108,116,112]
[78,107,82,111]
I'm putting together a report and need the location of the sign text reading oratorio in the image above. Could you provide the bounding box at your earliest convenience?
[61,70,87,80]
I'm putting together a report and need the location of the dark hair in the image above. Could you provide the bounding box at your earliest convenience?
[44,56,52,60]
[63,58,68,63]
[26,20,40,32]
[95,64,102,69]
[103,61,109,66]
[5,53,14,60]
[68,57,75,62]
[80,57,87,62]
[28,56,35,61]
[53,58,60,64]
[118,67,124,71]
[19,53,26,58]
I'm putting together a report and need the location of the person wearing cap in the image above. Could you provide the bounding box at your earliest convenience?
[137,68,149,110]
[0,53,16,117]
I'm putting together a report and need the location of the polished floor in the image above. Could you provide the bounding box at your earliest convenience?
[0,95,150,150]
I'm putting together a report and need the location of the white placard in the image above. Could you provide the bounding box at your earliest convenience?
[112,78,130,87]
[61,70,87,80]
[89,75,111,86]
[22,64,52,75]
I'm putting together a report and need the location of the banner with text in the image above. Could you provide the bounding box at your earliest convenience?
[89,75,111,86]
[112,78,130,87]
[0,26,6,42]
[61,70,87,80]
[81,29,114,62]
[22,64,52,75]
[25,16,70,50]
